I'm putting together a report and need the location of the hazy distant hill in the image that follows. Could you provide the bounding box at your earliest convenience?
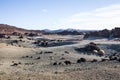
[42,28,95,33]
[41,28,95,35]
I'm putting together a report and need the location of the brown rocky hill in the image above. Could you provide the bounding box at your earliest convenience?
[0,24,40,35]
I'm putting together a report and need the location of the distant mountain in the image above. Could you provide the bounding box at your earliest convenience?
[42,28,95,33]
[42,27,120,37]
[3,23,119,37]
[42,29,64,33]
[40,28,97,35]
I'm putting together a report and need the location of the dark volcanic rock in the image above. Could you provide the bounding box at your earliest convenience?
[77,58,86,63]
[111,27,120,38]
[84,29,110,38]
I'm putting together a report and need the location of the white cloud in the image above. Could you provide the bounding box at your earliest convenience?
[60,4,120,30]
[42,9,48,13]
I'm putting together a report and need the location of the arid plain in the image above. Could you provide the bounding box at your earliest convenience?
[0,33,120,80]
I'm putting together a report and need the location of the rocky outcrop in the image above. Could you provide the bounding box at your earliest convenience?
[76,42,105,56]
[84,27,120,38]
[111,28,120,38]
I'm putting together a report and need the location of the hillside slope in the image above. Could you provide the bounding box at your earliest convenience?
[0,24,30,34]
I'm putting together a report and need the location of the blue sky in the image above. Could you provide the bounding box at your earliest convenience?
[1,0,120,30]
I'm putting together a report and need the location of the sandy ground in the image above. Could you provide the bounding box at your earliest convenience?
[0,35,120,80]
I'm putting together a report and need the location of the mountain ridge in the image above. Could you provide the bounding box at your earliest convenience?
[0,24,120,37]
[0,24,95,35]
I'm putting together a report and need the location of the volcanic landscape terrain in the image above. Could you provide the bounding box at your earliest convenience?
[0,24,120,80]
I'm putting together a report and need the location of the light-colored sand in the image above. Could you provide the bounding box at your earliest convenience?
[0,35,120,80]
